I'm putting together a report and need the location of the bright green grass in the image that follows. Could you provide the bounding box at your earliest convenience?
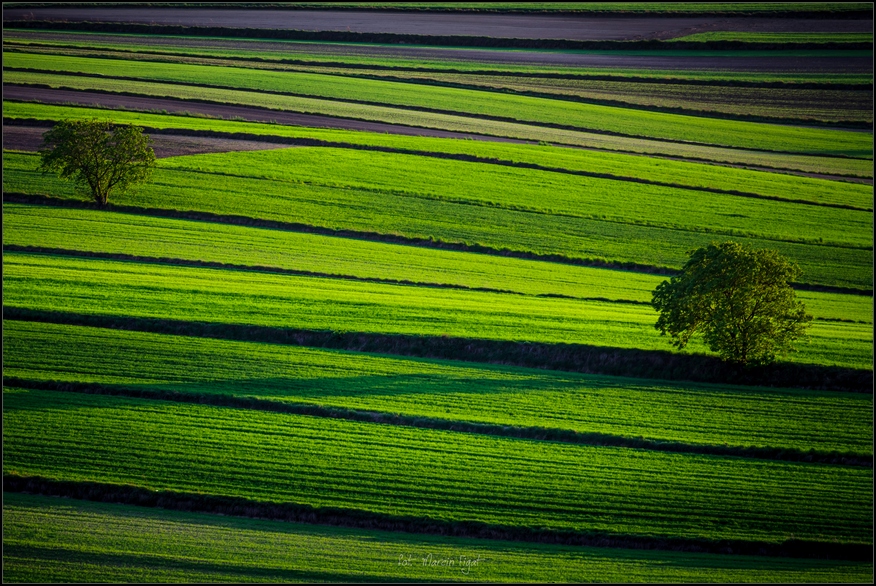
[5,52,872,156]
[11,42,875,124]
[4,387,874,545]
[4,321,872,454]
[5,203,871,324]
[8,101,873,178]
[4,253,872,369]
[4,31,874,85]
[6,493,872,584]
[5,152,872,291]
[671,32,874,43]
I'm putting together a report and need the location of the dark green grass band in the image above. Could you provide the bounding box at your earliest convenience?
[4,474,871,561]
[5,377,870,467]
[4,309,871,393]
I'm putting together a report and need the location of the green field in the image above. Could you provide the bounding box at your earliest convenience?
[671,32,874,43]
[6,493,872,584]
[4,388,872,545]
[3,12,873,582]
[4,321,872,455]
[5,52,873,156]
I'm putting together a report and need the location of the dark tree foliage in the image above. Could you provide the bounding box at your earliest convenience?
[39,119,156,207]
[652,242,813,366]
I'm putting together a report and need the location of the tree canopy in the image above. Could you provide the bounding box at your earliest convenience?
[39,118,156,207]
[652,242,813,366]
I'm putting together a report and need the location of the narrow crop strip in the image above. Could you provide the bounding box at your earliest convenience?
[4,475,871,561]
[4,310,871,393]
[6,377,870,467]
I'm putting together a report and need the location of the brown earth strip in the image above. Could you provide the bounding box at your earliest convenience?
[4,307,872,392]
[1,86,532,143]
[6,377,870,466]
[6,30,875,77]
[1,124,291,158]
[4,8,873,40]
[5,475,873,561]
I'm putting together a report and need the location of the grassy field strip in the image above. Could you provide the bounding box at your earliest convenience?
[4,388,874,545]
[8,44,875,125]
[4,320,872,455]
[5,153,872,291]
[5,494,873,584]
[5,53,872,156]
[5,204,870,324]
[4,31,874,84]
[670,32,875,43]
[7,102,874,204]
[4,253,872,369]
[9,101,873,179]
[156,148,874,249]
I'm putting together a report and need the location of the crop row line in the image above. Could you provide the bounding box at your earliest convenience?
[4,474,872,561]
[7,45,872,130]
[6,191,870,298]
[5,40,872,90]
[4,309,871,392]
[9,66,869,160]
[6,377,870,467]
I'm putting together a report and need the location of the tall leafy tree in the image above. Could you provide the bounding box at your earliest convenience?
[39,119,156,207]
[652,242,813,366]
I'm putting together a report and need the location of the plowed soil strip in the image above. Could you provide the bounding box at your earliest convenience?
[1,125,291,158]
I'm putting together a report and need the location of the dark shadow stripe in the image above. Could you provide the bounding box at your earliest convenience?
[4,475,872,561]
[6,377,870,467]
[3,309,871,393]
[5,192,872,297]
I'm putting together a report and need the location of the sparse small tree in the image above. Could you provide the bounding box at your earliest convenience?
[39,119,156,207]
[652,242,813,366]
